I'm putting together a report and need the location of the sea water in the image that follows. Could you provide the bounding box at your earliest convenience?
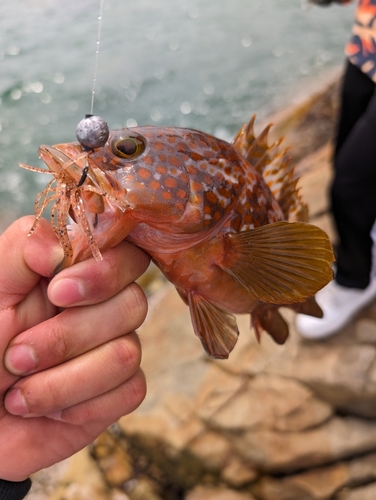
[0,0,353,219]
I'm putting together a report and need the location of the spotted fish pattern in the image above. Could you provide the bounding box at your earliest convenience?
[92,126,285,235]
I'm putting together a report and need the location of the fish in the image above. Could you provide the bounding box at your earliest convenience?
[20,116,334,359]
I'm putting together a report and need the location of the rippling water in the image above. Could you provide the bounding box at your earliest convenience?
[0,0,353,219]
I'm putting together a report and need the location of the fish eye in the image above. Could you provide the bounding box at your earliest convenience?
[111,135,145,159]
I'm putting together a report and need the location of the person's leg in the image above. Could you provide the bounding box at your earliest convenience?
[296,63,376,338]
[332,85,376,288]
[335,61,376,155]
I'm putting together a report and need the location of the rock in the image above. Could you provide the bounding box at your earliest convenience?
[111,493,131,500]
[268,329,376,418]
[195,369,332,432]
[231,417,376,473]
[335,482,376,500]
[92,428,133,488]
[119,392,206,452]
[124,478,163,500]
[254,452,376,500]
[187,431,258,486]
[355,318,376,344]
[93,425,212,494]
[186,485,256,500]
[346,452,376,485]
[186,430,234,469]
[28,448,111,500]
[221,457,258,487]
[253,464,349,500]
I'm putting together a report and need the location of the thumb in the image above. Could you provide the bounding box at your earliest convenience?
[0,216,63,309]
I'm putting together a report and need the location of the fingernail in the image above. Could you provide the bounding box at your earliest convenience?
[50,246,65,272]
[5,344,37,375]
[5,389,28,416]
[46,411,63,421]
[48,278,86,306]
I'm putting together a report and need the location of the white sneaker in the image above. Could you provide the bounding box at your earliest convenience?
[295,279,376,339]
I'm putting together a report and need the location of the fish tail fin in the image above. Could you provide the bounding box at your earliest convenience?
[250,295,323,345]
[232,116,308,222]
[289,295,324,318]
[252,307,289,345]
[251,295,323,344]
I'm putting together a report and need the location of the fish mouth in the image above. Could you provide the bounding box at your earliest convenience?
[36,141,134,267]
[39,142,129,208]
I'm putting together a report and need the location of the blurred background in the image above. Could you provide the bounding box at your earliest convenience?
[0,0,352,221]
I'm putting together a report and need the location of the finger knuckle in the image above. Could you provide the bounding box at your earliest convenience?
[105,242,150,284]
[104,252,124,289]
[121,283,148,327]
[110,334,142,373]
[48,320,72,361]
[127,243,150,275]
[120,369,147,412]
[67,401,96,425]
[45,373,68,408]
[21,372,67,415]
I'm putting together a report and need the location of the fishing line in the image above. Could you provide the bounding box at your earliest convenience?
[75,0,109,152]
[90,0,106,115]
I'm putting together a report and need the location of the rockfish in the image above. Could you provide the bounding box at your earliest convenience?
[21,116,334,359]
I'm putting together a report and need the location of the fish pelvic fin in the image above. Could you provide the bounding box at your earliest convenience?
[220,221,334,305]
[187,292,239,359]
[232,116,308,222]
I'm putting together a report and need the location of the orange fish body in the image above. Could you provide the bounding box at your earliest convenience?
[22,117,334,358]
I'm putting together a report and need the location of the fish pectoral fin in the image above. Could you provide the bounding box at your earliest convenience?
[221,221,334,304]
[187,292,239,359]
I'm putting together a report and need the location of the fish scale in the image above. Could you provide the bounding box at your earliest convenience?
[21,117,334,359]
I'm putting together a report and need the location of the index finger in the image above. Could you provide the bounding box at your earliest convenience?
[47,241,150,307]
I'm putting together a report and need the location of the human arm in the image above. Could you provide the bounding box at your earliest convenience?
[0,216,149,491]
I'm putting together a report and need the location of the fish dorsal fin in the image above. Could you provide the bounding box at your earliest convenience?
[232,114,257,156]
[232,116,282,176]
[232,116,308,222]
[220,221,334,304]
[187,292,239,359]
[263,151,308,222]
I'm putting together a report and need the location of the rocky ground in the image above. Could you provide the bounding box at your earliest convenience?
[27,73,376,500]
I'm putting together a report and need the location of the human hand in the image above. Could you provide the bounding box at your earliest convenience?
[0,216,150,482]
